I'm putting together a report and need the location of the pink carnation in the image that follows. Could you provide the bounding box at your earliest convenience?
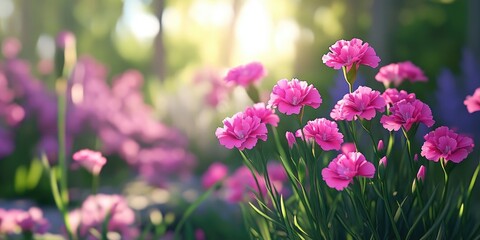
[224,62,266,87]
[215,112,268,150]
[321,152,376,191]
[244,103,280,127]
[267,78,322,115]
[303,118,344,151]
[330,86,386,121]
[15,207,49,234]
[224,166,266,203]
[375,61,427,86]
[382,88,416,107]
[341,142,356,154]
[201,162,228,189]
[74,194,138,240]
[421,126,474,163]
[322,38,380,71]
[72,149,107,175]
[464,88,480,113]
[380,99,435,131]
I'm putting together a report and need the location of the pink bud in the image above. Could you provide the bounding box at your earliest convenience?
[72,149,107,175]
[414,154,419,161]
[377,140,384,151]
[379,156,387,167]
[286,131,296,149]
[417,165,426,181]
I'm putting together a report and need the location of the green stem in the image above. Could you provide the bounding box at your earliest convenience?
[92,174,99,195]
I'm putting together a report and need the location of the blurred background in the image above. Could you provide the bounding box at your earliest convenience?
[0,0,479,238]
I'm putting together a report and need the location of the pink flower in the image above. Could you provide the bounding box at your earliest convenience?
[224,62,267,87]
[321,152,376,191]
[421,126,474,163]
[375,61,427,86]
[379,156,387,167]
[224,166,266,203]
[464,88,480,113]
[414,154,419,161]
[322,38,380,71]
[215,112,268,150]
[303,118,344,151]
[330,86,386,121]
[15,207,49,234]
[382,88,416,107]
[0,209,24,234]
[244,103,280,127]
[75,194,138,240]
[341,142,356,154]
[380,99,435,131]
[285,131,296,149]
[267,78,322,115]
[417,165,426,181]
[72,149,107,175]
[202,162,228,189]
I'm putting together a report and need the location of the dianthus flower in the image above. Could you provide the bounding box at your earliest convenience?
[302,118,344,151]
[321,152,375,191]
[341,142,356,154]
[464,88,480,113]
[382,88,416,107]
[224,62,266,87]
[421,126,474,163]
[215,112,268,150]
[322,38,380,71]
[202,162,228,189]
[330,86,386,121]
[244,103,280,127]
[74,194,138,240]
[380,99,435,131]
[375,61,427,86]
[267,78,322,115]
[417,165,426,181]
[72,149,107,175]
[15,207,49,234]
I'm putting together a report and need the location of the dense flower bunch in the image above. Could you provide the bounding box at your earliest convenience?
[215,38,479,239]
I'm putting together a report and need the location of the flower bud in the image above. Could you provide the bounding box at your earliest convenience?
[377,140,384,151]
[379,156,387,167]
[417,165,426,182]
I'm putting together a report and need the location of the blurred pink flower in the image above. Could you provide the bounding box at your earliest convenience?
[303,118,344,151]
[2,38,21,59]
[322,38,380,71]
[15,207,49,234]
[267,78,322,115]
[382,88,416,107]
[380,99,435,131]
[224,62,266,87]
[464,88,480,113]
[266,162,288,194]
[74,194,138,240]
[321,152,375,191]
[72,149,107,175]
[244,103,280,127]
[414,153,419,161]
[56,31,76,49]
[224,166,266,203]
[330,86,385,121]
[375,61,427,86]
[341,142,356,154]
[421,126,474,163]
[417,165,426,181]
[202,162,228,189]
[285,131,296,149]
[0,209,24,234]
[379,156,387,167]
[215,112,268,150]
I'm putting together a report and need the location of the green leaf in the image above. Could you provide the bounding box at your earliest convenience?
[406,187,438,240]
